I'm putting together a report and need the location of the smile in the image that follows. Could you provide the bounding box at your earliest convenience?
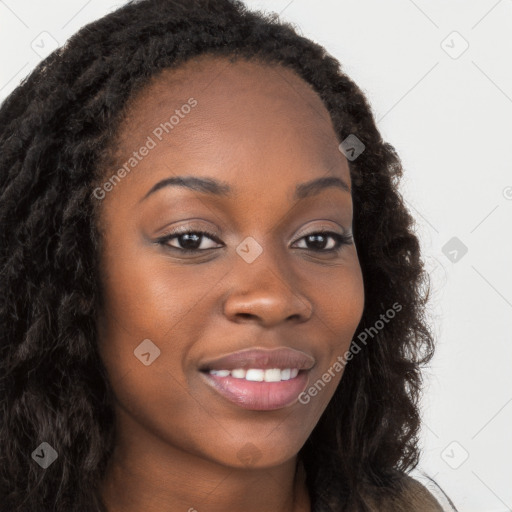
[209,368,299,382]
[200,368,310,411]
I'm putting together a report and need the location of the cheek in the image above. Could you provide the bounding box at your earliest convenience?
[101,354,214,463]
[95,234,224,399]
[291,251,364,413]
[96,228,212,342]
[95,252,210,456]
[311,249,365,345]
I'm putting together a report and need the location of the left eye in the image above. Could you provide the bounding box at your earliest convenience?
[292,231,352,252]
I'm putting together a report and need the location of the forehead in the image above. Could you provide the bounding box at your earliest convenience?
[105,54,349,198]
[124,54,333,129]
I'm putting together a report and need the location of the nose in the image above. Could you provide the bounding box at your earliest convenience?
[222,253,313,327]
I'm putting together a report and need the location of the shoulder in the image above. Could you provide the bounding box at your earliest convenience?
[401,472,459,512]
[397,474,445,511]
[364,473,455,512]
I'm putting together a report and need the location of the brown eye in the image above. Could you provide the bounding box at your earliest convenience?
[157,230,223,252]
[293,231,353,252]
[155,229,352,254]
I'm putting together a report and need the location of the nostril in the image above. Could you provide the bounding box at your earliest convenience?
[237,313,257,320]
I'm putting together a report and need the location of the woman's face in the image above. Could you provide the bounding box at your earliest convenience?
[96,55,365,470]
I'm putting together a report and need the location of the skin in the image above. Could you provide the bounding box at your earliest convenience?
[96,54,365,512]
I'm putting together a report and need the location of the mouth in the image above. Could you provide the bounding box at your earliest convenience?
[199,369,310,411]
[208,367,300,381]
[198,347,314,411]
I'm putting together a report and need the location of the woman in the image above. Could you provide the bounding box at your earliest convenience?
[0,0,457,510]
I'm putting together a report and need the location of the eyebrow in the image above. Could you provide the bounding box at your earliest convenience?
[139,174,351,203]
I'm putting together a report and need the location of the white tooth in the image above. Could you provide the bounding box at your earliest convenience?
[290,368,299,378]
[210,370,230,377]
[231,368,246,379]
[264,368,282,382]
[245,369,264,381]
[281,368,291,381]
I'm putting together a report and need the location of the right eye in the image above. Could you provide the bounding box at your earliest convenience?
[156,230,224,253]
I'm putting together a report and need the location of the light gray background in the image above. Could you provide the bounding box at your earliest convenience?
[1,1,511,511]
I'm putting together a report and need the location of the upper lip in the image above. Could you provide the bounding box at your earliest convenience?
[199,347,316,372]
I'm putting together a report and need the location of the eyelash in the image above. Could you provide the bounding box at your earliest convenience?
[155,228,353,254]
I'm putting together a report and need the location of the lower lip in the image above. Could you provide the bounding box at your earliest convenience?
[200,371,310,411]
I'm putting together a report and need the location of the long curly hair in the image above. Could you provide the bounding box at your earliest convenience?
[0,0,436,510]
